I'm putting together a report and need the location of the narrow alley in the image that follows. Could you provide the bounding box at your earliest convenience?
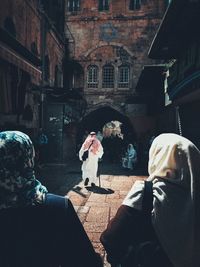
[1,0,200,266]
[38,160,147,266]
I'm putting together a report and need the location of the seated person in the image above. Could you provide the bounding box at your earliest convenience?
[100,133,200,267]
[0,131,103,267]
[122,143,137,170]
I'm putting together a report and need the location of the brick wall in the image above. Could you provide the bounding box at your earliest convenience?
[0,0,65,135]
[46,29,65,87]
[0,0,41,56]
[65,0,166,136]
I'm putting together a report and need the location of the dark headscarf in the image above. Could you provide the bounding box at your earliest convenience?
[0,131,47,209]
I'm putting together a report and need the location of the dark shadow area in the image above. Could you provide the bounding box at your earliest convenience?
[78,106,135,134]
[72,186,87,197]
[98,162,148,176]
[66,170,82,174]
[36,163,83,196]
[86,185,114,195]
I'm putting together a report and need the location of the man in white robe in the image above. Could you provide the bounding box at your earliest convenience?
[79,132,104,186]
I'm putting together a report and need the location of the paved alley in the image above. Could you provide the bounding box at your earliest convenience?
[69,174,147,266]
[38,160,147,266]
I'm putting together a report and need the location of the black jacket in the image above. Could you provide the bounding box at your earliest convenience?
[0,194,102,267]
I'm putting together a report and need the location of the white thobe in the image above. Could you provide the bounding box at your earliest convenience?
[79,144,103,184]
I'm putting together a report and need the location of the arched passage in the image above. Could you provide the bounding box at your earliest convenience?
[76,106,137,158]
[78,107,135,136]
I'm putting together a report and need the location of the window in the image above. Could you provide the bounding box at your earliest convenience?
[87,65,98,88]
[118,65,130,88]
[67,0,80,12]
[103,64,114,88]
[99,0,109,11]
[129,0,141,10]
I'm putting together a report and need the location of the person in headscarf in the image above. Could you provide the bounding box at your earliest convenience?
[0,131,103,267]
[79,131,104,186]
[100,133,200,267]
[122,143,137,170]
[0,130,47,209]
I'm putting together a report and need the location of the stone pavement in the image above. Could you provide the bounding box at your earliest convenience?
[38,160,147,266]
[68,174,147,266]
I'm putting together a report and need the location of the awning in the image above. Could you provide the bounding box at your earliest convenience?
[148,0,200,59]
[45,86,84,102]
[0,27,41,66]
[168,70,200,100]
[0,42,41,85]
[136,65,166,93]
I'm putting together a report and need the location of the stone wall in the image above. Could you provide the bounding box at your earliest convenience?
[0,0,41,56]
[0,0,65,136]
[65,0,166,138]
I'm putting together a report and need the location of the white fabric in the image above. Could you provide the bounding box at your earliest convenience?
[123,133,200,267]
[123,180,144,210]
[79,139,103,184]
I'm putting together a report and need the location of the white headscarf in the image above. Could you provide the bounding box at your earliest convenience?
[123,133,200,267]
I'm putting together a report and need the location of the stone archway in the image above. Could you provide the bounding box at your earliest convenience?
[77,105,136,144]
[77,106,137,163]
[79,106,134,133]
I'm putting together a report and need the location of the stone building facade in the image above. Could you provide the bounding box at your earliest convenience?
[65,0,167,142]
[0,1,169,162]
[0,0,65,141]
[148,0,200,149]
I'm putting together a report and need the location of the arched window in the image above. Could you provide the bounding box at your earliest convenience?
[87,65,98,88]
[99,0,109,11]
[67,0,80,12]
[129,0,141,10]
[4,17,16,37]
[118,65,130,88]
[103,64,114,88]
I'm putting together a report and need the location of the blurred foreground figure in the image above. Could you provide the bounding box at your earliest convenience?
[0,131,103,267]
[101,133,200,267]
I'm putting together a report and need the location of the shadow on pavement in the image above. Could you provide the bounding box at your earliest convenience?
[36,160,148,196]
[72,186,88,197]
[86,185,114,194]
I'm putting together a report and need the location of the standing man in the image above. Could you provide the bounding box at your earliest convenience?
[79,132,104,186]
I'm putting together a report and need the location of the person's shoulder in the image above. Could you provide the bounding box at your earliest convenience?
[45,193,68,209]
